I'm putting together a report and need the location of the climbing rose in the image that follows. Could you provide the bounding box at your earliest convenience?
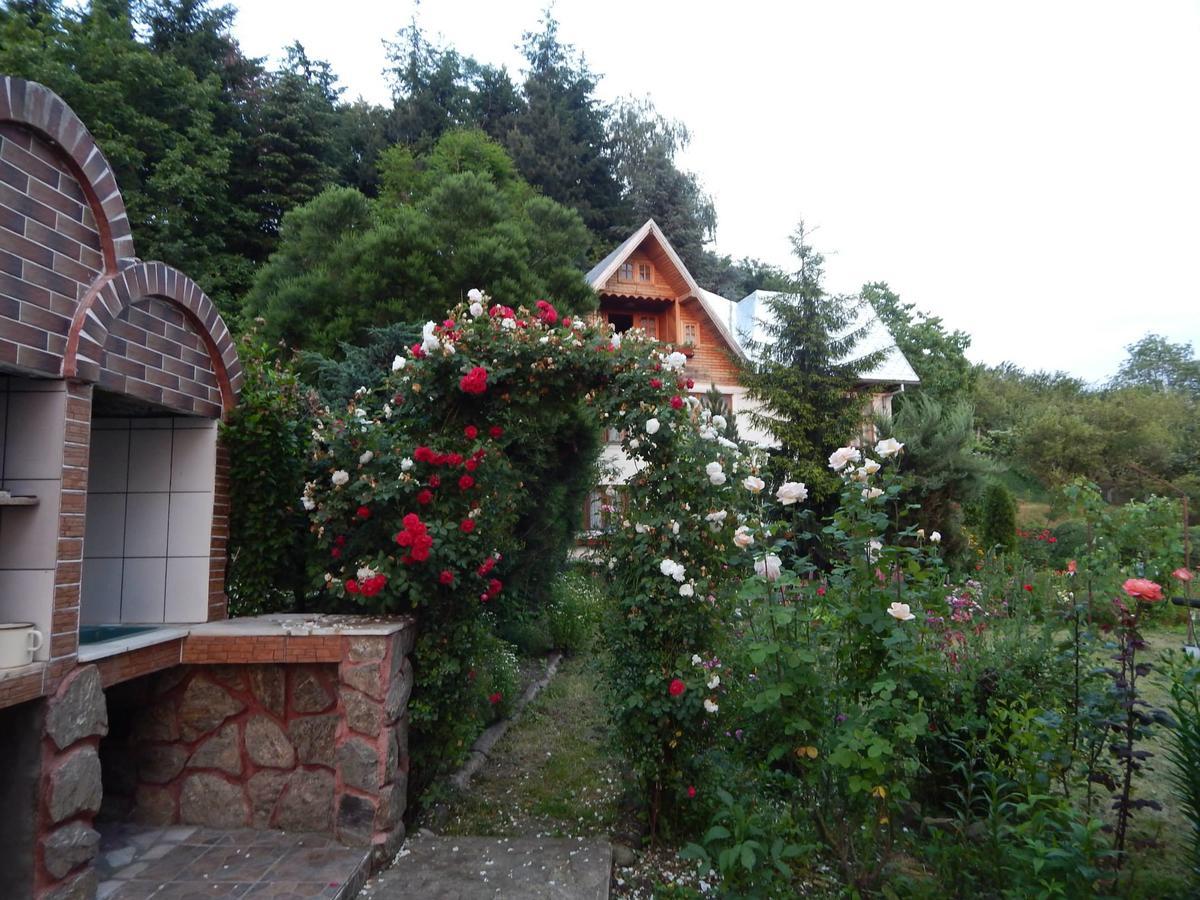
[743,475,765,494]
[489,426,504,439]
[391,354,406,371]
[459,366,488,395]
[861,487,884,501]
[460,519,476,534]
[1174,568,1194,582]
[663,351,687,371]
[670,395,684,409]
[331,469,349,486]
[645,418,661,435]
[669,678,686,697]
[535,299,558,324]
[356,505,371,519]
[650,377,662,389]
[439,570,454,586]
[1123,578,1164,602]
[705,461,726,485]
[488,692,502,705]
[860,458,881,475]
[930,531,942,543]
[687,785,697,798]
[679,583,695,597]
[733,526,755,549]
[776,481,808,505]
[358,450,374,465]
[417,490,433,505]
[464,425,478,440]
[887,602,916,621]
[459,475,475,490]
[704,698,719,714]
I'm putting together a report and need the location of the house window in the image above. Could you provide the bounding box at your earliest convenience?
[638,262,652,282]
[619,262,634,281]
[638,316,658,338]
[683,322,698,346]
[608,313,634,333]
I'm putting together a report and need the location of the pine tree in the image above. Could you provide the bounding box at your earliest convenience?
[740,223,887,499]
[981,482,1018,555]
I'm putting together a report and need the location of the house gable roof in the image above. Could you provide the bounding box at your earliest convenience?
[586,219,746,361]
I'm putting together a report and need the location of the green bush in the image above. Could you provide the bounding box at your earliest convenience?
[221,333,315,615]
[980,482,1017,555]
[547,570,606,654]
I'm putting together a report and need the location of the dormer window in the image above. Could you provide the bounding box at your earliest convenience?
[638,262,652,282]
[619,262,634,281]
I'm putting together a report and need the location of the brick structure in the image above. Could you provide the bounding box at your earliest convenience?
[0,77,250,899]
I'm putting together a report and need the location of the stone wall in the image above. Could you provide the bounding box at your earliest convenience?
[101,630,413,865]
[34,665,109,900]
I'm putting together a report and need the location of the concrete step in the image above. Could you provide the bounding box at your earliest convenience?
[359,835,611,900]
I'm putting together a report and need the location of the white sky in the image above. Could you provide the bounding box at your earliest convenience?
[230,0,1200,383]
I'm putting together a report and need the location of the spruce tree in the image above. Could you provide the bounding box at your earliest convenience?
[740,223,886,499]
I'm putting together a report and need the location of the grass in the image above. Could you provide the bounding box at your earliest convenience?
[432,652,624,839]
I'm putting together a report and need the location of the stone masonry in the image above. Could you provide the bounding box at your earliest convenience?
[108,628,415,868]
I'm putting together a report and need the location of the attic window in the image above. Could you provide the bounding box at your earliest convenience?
[683,322,698,346]
[619,262,634,281]
[638,262,652,282]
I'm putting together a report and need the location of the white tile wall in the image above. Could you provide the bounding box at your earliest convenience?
[0,377,66,662]
[81,416,218,625]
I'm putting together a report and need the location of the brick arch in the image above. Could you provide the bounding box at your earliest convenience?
[1,76,136,271]
[64,262,243,415]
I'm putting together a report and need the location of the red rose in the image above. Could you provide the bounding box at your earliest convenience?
[650,378,662,389]
[489,692,502,705]
[686,378,695,389]
[460,519,476,533]
[459,475,475,490]
[439,570,455,586]
[467,669,476,681]
[356,505,371,519]
[331,547,341,559]
[817,586,826,596]
[1023,584,1033,593]
[335,535,347,547]
[1175,568,1194,582]
[669,678,686,697]
[410,343,426,359]
[465,458,478,472]
[459,366,489,395]
[670,395,683,409]
[345,579,359,594]
[562,317,572,327]
[464,425,478,440]
[417,490,433,505]
[446,453,463,466]
[687,785,697,799]
[478,557,496,576]
[488,578,502,596]
[489,426,503,439]
[535,299,558,324]
[443,319,455,329]
[414,446,434,463]
[428,475,441,488]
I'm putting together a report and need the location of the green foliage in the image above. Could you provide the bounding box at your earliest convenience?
[864,281,975,404]
[546,570,606,654]
[739,224,886,501]
[220,332,314,615]
[1111,333,1200,397]
[981,482,1018,555]
[886,393,997,561]
[243,130,596,356]
[1164,654,1200,879]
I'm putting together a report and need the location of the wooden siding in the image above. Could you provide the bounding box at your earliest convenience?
[680,298,741,387]
[602,248,678,299]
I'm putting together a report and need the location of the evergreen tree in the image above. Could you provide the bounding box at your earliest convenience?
[981,482,1018,555]
[385,18,474,152]
[506,12,623,242]
[740,223,887,499]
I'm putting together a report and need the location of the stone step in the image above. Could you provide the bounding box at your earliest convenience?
[359,835,611,900]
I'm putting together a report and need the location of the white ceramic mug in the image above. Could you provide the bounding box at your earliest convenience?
[0,623,43,667]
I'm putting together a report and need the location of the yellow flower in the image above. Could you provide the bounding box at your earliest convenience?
[872,785,888,799]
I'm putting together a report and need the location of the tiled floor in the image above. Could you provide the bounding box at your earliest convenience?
[95,824,371,900]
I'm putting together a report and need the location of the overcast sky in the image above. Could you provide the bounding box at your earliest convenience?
[230,0,1200,383]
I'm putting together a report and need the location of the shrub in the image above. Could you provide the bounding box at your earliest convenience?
[547,570,606,653]
[221,333,315,615]
[980,482,1017,555]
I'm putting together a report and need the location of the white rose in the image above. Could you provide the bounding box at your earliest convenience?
[707,674,720,689]
[469,302,484,318]
[692,654,703,666]
[629,438,640,449]
[671,520,680,535]
[383,403,393,419]
[712,415,727,430]
[645,418,660,435]
[875,437,904,458]
[930,531,942,543]
[828,446,862,471]
[300,496,315,511]
[400,458,414,471]
[868,539,883,562]
[705,510,727,526]
[743,475,765,494]
[776,481,808,505]
[861,458,881,475]
[679,583,694,597]
[611,332,622,349]
[663,351,688,371]
[421,321,440,354]
[733,526,755,549]
[755,554,782,581]
[501,317,516,330]
[709,470,727,486]
[704,698,719,714]
[861,487,884,501]
[916,528,926,540]
[887,601,916,621]
[467,288,483,303]
[359,450,374,466]
[331,470,349,487]
[634,523,647,534]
